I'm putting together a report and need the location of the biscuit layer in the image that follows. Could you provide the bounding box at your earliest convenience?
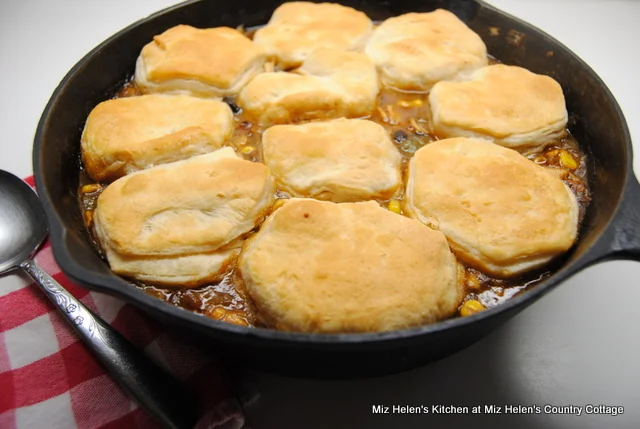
[262,119,402,202]
[253,2,372,69]
[135,25,266,97]
[239,199,462,333]
[94,148,276,286]
[405,137,579,276]
[429,65,568,152]
[365,10,487,91]
[81,94,234,181]
[238,48,378,125]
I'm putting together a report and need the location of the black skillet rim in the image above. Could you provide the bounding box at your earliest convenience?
[33,0,634,346]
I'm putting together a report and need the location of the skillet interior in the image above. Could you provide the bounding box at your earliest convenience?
[34,0,633,377]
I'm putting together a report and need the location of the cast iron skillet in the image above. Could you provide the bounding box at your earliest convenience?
[34,0,640,378]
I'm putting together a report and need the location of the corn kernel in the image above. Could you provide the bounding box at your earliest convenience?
[81,183,102,193]
[240,146,254,155]
[273,199,287,210]
[558,150,578,170]
[83,210,93,226]
[388,200,402,214]
[398,100,412,108]
[224,313,249,326]
[209,307,227,320]
[460,299,485,317]
[412,99,424,107]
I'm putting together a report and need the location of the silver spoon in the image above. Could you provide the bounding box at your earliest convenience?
[0,170,197,429]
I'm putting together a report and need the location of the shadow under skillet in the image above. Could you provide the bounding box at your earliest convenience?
[241,323,548,429]
[241,263,640,429]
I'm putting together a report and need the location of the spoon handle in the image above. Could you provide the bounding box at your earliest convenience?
[20,259,198,429]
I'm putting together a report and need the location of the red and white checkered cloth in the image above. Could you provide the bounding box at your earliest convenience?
[0,177,250,429]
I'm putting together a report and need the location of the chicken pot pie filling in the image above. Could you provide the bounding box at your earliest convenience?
[77,4,591,332]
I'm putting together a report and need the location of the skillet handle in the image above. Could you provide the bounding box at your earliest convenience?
[606,174,640,260]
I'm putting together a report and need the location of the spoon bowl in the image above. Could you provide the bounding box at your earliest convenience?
[0,171,48,273]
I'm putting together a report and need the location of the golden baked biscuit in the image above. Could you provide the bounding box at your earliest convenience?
[94,148,276,286]
[135,25,266,97]
[365,10,487,91]
[101,240,242,287]
[429,65,568,152]
[237,48,378,125]
[253,2,373,69]
[81,94,233,181]
[239,199,462,333]
[405,138,579,277]
[262,119,402,202]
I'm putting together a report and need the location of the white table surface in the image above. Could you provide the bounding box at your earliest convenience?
[2,0,639,428]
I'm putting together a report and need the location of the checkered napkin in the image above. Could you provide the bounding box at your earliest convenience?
[0,177,249,429]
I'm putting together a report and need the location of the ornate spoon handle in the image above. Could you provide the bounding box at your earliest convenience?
[20,259,197,429]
